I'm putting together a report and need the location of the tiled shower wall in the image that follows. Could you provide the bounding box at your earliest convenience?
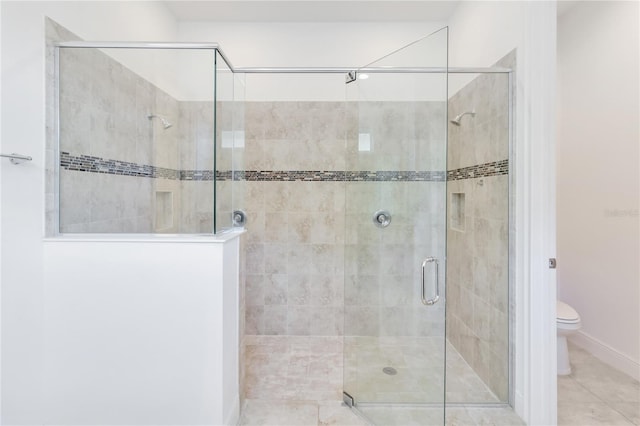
[344,101,447,338]
[243,102,349,336]
[56,45,182,233]
[49,18,223,235]
[243,101,447,337]
[178,101,214,233]
[445,51,514,402]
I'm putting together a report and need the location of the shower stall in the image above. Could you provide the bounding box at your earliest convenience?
[51,24,513,425]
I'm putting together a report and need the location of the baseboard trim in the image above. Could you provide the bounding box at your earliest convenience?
[570,331,640,380]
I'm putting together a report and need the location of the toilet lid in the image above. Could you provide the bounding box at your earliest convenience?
[557,301,580,323]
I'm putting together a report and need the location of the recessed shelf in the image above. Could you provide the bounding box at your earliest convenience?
[451,192,465,232]
[155,191,174,231]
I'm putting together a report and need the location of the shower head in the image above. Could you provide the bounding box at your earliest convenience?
[450,110,476,126]
[147,114,173,129]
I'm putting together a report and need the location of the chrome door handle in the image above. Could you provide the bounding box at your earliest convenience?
[421,257,439,306]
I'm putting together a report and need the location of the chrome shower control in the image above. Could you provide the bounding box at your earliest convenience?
[373,210,391,228]
[233,210,247,227]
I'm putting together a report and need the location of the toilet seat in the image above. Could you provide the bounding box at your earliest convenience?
[557,300,580,324]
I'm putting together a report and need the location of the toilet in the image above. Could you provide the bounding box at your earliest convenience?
[557,300,581,375]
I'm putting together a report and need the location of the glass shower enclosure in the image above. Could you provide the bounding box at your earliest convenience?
[54,43,243,235]
[52,32,513,426]
[342,28,449,425]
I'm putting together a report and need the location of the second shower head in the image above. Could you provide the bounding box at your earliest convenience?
[450,110,476,126]
[148,114,173,129]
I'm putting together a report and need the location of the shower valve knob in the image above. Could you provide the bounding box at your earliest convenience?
[373,210,391,228]
[233,210,247,227]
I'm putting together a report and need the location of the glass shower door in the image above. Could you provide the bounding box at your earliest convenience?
[342,27,448,425]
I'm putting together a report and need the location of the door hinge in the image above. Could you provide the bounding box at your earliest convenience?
[343,391,355,407]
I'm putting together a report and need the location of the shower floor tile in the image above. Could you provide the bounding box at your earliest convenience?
[238,399,367,426]
[344,336,500,404]
[241,335,520,425]
[244,335,344,401]
[238,399,319,426]
[244,335,498,405]
[238,400,523,426]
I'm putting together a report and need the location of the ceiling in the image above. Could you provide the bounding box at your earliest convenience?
[162,0,460,22]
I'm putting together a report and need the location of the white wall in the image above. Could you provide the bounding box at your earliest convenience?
[179,21,445,68]
[449,1,525,68]
[557,0,640,378]
[42,236,240,425]
[178,21,447,101]
[0,3,3,420]
[448,1,525,95]
[42,1,182,99]
[0,2,177,423]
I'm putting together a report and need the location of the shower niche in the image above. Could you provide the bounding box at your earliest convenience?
[450,192,465,231]
[154,191,174,231]
[53,43,244,235]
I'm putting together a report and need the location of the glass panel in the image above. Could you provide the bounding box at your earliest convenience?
[232,72,246,229]
[214,50,235,233]
[57,47,217,234]
[445,71,511,404]
[343,27,448,425]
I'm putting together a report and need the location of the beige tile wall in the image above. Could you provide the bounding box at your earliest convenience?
[243,101,447,338]
[351,102,446,172]
[344,180,446,337]
[445,51,514,402]
[243,101,347,335]
[244,101,350,172]
[178,101,215,233]
[244,179,346,335]
[56,43,183,234]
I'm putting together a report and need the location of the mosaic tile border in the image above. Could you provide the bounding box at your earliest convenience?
[60,152,179,180]
[181,170,215,181]
[230,170,446,182]
[61,152,508,183]
[447,159,509,181]
[60,153,448,182]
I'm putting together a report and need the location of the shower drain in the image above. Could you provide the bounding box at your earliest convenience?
[382,367,398,375]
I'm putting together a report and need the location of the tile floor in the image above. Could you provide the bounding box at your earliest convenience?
[557,342,640,426]
[244,335,344,401]
[344,336,499,404]
[239,399,367,426]
[238,399,524,426]
[241,335,521,425]
[244,335,501,405]
[360,405,524,426]
[240,337,640,425]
